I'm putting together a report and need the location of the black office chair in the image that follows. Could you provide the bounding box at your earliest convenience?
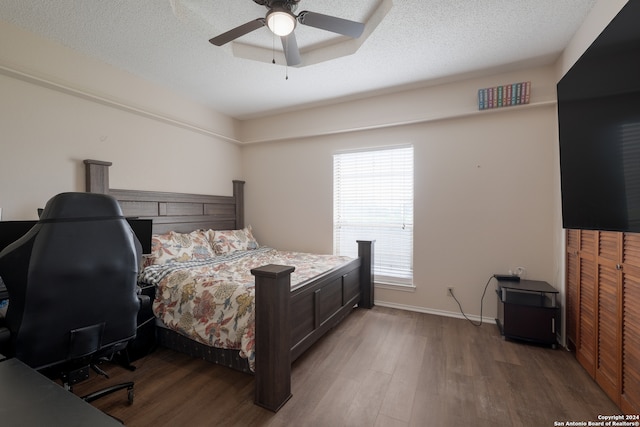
[0,192,141,405]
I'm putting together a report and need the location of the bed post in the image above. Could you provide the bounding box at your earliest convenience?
[84,159,112,194]
[251,264,294,412]
[357,240,375,309]
[233,180,245,229]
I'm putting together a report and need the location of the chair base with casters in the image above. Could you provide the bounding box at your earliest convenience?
[53,359,135,405]
[1,314,138,407]
[57,364,134,427]
[82,381,134,405]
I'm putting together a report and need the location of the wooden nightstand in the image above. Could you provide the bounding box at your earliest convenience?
[496,279,560,348]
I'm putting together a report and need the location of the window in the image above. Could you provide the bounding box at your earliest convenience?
[333,145,414,286]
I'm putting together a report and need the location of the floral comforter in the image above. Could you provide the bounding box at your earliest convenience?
[140,247,353,371]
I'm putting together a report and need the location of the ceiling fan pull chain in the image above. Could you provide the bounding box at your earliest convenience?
[272,31,276,64]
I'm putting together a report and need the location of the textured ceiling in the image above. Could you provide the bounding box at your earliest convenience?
[0,0,597,120]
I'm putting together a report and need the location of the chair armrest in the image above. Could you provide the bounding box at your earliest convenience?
[138,294,151,311]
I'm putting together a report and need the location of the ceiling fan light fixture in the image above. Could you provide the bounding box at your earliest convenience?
[266,10,296,36]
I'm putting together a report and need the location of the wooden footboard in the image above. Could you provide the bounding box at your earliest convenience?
[84,159,374,412]
[252,241,373,411]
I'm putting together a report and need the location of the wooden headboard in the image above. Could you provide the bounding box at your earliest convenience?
[84,159,245,234]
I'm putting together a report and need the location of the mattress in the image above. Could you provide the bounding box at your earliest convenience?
[139,247,353,370]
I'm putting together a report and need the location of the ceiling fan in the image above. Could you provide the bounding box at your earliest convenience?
[209,0,365,66]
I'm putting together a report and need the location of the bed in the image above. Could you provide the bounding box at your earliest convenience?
[84,159,374,412]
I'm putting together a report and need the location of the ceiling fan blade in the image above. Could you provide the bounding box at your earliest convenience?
[281,33,301,66]
[297,11,364,38]
[209,18,265,46]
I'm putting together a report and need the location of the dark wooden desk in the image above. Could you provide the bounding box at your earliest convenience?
[0,357,122,426]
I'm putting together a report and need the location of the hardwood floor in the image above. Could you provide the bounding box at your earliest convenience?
[74,306,620,426]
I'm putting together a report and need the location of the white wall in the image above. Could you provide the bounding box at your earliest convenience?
[0,20,242,220]
[242,67,559,320]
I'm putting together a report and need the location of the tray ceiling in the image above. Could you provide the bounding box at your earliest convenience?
[0,0,597,119]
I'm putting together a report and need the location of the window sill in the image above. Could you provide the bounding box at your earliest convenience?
[375,281,416,292]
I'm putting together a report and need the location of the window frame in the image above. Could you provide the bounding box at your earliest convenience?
[333,144,414,288]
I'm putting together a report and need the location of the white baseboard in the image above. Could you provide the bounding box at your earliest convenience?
[374,300,496,325]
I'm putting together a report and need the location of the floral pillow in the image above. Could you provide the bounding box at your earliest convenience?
[209,225,259,255]
[148,229,216,265]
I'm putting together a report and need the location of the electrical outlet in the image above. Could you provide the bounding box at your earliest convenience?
[447,287,454,297]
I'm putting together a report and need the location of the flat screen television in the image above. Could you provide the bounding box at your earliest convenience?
[0,218,152,254]
[0,221,38,253]
[557,0,640,233]
[126,219,153,255]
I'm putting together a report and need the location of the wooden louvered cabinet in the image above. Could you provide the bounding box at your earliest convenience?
[621,233,640,414]
[565,229,597,376]
[595,231,621,404]
[565,229,640,414]
[565,229,579,349]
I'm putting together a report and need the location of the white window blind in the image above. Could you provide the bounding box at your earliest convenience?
[333,145,414,285]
